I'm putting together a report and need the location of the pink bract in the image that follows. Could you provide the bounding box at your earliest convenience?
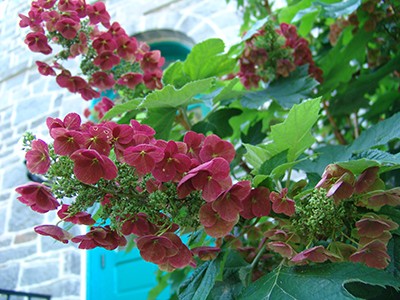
[70,149,118,184]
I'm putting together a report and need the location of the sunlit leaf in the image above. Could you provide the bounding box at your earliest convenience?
[239,263,400,300]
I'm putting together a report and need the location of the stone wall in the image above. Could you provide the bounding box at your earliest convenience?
[0,1,241,299]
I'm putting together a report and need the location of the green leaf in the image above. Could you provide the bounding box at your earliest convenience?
[207,251,250,300]
[162,61,191,88]
[243,144,270,170]
[102,98,142,120]
[259,150,288,176]
[387,235,400,278]
[297,144,352,175]
[379,206,400,236]
[140,78,215,109]
[264,97,321,162]
[240,66,319,110]
[183,39,236,81]
[178,258,221,300]
[212,78,243,105]
[317,0,361,19]
[242,16,269,41]
[241,120,267,146]
[266,66,319,109]
[278,0,313,23]
[336,159,381,175]
[349,112,400,152]
[319,28,372,94]
[331,55,400,116]
[142,108,176,140]
[192,108,242,138]
[239,263,400,300]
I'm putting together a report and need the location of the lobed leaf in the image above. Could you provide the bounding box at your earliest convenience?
[239,262,400,300]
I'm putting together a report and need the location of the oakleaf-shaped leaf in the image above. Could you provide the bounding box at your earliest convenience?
[183,39,236,81]
[140,78,215,109]
[239,263,400,300]
[264,97,321,162]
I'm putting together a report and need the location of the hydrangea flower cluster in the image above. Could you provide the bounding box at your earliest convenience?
[19,0,165,106]
[16,112,276,270]
[238,22,323,89]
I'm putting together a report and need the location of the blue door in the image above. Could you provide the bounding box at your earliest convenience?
[87,247,170,300]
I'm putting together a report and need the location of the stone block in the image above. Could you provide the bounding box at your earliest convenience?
[14,97,51,125]
[14,231,37,244]
[20,262,60,286]
[2,163,28,190]
[63,251,81,275]
[0,262,19,290]
[26,278,81,298]
[8,198,45,232]
[0,207,6,235]
[0,244,37,264]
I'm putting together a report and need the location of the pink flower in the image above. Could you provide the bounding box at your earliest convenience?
[24,32,52,54]
[240,187,271,219]
[116,35,137,61]
[199,203,238,238]
[349,240,391,269]
[56,71,88,93]
[54,17,81,40]
[356,214,398,239]
[41,10,60,32]
[83,125,113,156]
[47,112,81,133]
[191,246,221,261]
[211,180,252,222]
[316,164,355,203]
[269,188,295,216]
[152,141,191,182]
[355,166,380,194]
[117,72,143,89]
[291,246,329,263]
[19,10,42,31]
[143,70,163,90]
[124,144,164,175]
[199,134,236,163]
[177,157,232,202]
[78,86,101,100]
[136,234,179,265]
[34,225,72,244]
[57,204,95,225]
[140,50,165,72]
[70,149,118,184]
[36,61,56,76]
[51,128,85,156]
[108,22,126,38]
[16,183,59,213]
[184,131,205,161]
[268,241,295,258]
[25,139,50,174]
[72,226,126,250]
[58,0,78,12]
[93,51,120,70]
[86,2,111,28]
[93,33,117,54]
[90,72,116,90]
[37,0,57,9]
